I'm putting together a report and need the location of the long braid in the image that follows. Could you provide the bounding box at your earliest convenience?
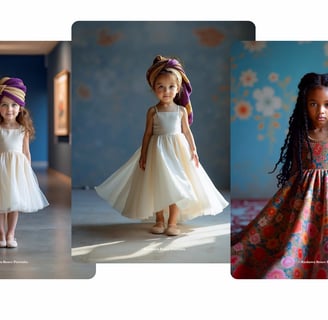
[270,106,299,188]
[270,73,328,188]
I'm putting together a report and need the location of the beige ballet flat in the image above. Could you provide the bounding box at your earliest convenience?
[166,225,180,236]
[150,222,165,234]
[0,240,6,248]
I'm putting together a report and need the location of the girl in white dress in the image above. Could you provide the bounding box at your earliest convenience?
[96,55,229,236]
[0,77,49,248]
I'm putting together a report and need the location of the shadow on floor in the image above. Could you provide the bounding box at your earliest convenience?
[72,189,230,263]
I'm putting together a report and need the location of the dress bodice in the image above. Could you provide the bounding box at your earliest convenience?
[303,139,328,169]
[152,106,182,135]
[0,127,24,153]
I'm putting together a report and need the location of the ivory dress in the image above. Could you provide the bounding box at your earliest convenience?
[95,106,229,221]
[231,137,328,279]
[0,126,49,213]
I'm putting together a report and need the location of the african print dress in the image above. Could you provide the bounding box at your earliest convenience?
[231,137,328,279]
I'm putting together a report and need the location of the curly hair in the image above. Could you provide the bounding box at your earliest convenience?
[270,72,328,188]
[0,106,35,140]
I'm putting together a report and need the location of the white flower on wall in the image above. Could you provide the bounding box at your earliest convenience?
[253,86,282,117]
[240,69,258,87]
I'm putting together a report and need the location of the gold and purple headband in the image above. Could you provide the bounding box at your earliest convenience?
[0,77,27,107]
[146,55,193,125]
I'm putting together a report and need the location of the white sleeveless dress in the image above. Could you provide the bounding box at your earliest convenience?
[95,106,229,221]
[0,126,49,213]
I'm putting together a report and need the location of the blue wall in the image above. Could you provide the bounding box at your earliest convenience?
[71,21,255,189]
[231,41,328,199]
[47,42,71,177]
[0,55,47,166]
[0,42,71,177]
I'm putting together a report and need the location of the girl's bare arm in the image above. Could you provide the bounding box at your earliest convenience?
[139,107,155,170]
[23,131,31,163]
[181,107,199,167]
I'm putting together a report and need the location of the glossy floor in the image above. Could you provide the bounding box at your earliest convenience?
[0,169,95,279]
[72,189,231,263]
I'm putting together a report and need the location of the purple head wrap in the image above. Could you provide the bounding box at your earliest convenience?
[146,55,193,125]
[0,77,27,106]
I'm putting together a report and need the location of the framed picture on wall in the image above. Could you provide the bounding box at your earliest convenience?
[54,70,70,136]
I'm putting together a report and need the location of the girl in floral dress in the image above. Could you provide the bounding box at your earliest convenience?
[231,72,328,279]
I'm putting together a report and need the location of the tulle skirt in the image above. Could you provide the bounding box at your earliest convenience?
[96,133,229,221]
[0,151,49,214]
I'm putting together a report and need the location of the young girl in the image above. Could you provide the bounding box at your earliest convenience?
[231,72,328,279]
[96,55,229,236]
[0,77,49,248]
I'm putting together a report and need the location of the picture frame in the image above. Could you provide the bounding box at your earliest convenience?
[54,70,70,136]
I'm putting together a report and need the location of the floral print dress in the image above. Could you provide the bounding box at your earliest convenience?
[231,138,328,279]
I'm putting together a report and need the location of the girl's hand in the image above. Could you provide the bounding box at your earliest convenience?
[191,151,199,168]
[139,156,146,170]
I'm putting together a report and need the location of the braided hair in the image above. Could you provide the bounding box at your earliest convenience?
[270,72,328,188]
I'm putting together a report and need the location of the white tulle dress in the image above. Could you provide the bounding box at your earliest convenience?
[0,126,49,214]
[95,106,229,221]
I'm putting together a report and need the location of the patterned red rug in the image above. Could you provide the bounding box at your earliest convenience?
[231,199,268,235]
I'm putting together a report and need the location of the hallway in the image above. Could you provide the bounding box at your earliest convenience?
[0,169,95,279]
[72,189,230,263]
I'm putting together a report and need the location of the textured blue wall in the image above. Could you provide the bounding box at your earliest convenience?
[0,55,47,165]
[71,21,255,189]
[231,41,328,199]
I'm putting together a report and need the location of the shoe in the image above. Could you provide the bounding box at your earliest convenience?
[6,238,17,248]
[166,225,180,236]
[150,222,165,234]
[0,240,6,248]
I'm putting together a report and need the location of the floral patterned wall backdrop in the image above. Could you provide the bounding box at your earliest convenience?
[231,41,328,199]
[71,21,255,189]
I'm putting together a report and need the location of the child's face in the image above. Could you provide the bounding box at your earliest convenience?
[153,73,180,104]
[306,86,328,129]
[0,96,21,122]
